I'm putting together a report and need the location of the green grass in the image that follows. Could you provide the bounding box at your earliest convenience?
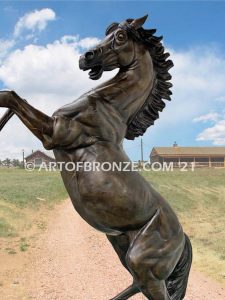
[141,168,225,284]
[0,168,67,239]
[0,218,16,237]
[0,168,67,208]
[20,237,30,252]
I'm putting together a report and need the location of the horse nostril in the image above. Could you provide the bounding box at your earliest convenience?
[85,51,95,61]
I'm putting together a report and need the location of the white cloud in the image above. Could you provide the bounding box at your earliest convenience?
[77,37,100,49]
[0,9,56,64]
[133,46,225,155]
[60,35,79,45]
[14,8,56,37]
[194,111,225,145]
[166,47,225,124]
[215,96,225,102]
[193,112,220,123]
[0,39,15,62]
[60,35,100,49]
[179,49,225,146]
[197,119,225,145]
[0,35,116,159]
[0,35,104,102]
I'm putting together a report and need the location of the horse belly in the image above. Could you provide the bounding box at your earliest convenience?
[53,147,158,234]
[77,169,157,233]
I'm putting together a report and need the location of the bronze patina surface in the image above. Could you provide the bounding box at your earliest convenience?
[0,15,192,300]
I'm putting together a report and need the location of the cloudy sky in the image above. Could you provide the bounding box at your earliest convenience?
[0,1,225,160]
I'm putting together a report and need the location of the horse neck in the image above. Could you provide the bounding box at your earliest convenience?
[94,49,155,124]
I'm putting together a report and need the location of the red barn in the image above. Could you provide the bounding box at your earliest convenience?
[25,150,55,167]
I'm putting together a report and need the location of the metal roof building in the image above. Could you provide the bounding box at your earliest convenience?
[150,144,225,167]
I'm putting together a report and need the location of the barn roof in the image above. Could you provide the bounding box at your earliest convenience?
[25,150,55,161]
[151,147,225,157]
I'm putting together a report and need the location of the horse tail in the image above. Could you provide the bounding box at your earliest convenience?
[166,233,192,300]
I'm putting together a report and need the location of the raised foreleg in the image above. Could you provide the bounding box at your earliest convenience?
[0,108,14,131]
[0,91,85,150]
[0,91,55,149]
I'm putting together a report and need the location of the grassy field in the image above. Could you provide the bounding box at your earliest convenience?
[142,168,225,285]
[0,167,224,285]
[0,168,67,253]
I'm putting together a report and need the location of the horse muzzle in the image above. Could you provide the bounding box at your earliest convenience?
[79,55,103,80]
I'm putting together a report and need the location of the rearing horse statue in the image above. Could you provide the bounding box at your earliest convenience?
[0,15,192,300]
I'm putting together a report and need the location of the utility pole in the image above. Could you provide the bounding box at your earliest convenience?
[141,138,144,162]
[22,149,25,168]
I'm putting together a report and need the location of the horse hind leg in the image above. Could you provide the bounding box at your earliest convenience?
[110,284,139,300]
[125,208,185,300]
[106,234,140,299]
[126,254,171,300]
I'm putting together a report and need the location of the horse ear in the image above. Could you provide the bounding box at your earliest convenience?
[130,15,148,29]
[105,22,119,35]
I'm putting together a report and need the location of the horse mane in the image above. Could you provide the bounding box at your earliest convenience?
[124,21,174,140]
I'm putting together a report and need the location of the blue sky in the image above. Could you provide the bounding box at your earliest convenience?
[0,1,225,160]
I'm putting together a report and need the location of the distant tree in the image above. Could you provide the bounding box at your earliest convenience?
[2,158,11,167]
[12,159,23,167]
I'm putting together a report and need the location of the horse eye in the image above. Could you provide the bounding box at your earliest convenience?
[117,33,126,41]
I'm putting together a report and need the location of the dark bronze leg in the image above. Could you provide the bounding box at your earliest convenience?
[0,91,54,149]
[126,246,172,300]
[106,234,140,299]
[107,234,130,271]
[0,108,14,131]
[110,283,139,300]
[124,209,184,300]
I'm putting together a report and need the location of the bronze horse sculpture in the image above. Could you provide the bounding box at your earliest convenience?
[0,15,192,300]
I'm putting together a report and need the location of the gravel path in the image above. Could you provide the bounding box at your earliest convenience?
[25,199,225,300]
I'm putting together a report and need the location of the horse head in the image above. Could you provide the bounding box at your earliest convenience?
[79,15,173,140]
[79,15,148,80]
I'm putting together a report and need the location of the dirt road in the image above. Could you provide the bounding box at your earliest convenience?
[2,199,225,299]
